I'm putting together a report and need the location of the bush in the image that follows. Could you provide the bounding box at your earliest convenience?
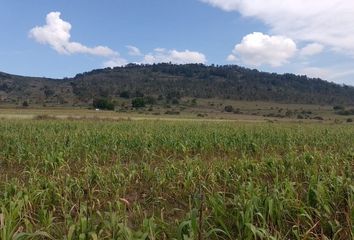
[197,113,207,117]
[22,101,29,107]
[132,97,146,108]
[347,118,353,123]
[285,110,293,117]
[224,105,233,112]
[333,105,345,111]
[165,110,180,115]
[93,98,115,110]
[336,109,354,116]
[234,108,241,114]
[34,114,57,120]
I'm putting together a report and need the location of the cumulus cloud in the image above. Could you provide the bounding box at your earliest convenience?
[202,0,354,54]
[103,57,128,68]
[126,45,142,56]
[29,12,117,57]
[226,54,237,62]
[29,13,206,68]
[143,48,207,64]
[300,43,324,57]
[228,32,297,67]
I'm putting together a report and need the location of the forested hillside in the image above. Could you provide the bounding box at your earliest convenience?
[1,64,354,106]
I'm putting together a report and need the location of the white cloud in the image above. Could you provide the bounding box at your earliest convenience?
[202,0,354,55]
[126,45,142,56]
[300,43,324,57]
[103,57,128,68]
[201,0,241,11]
[299,66,354,85]
[229,32,297,67]
[143,48,207,64]
[29,13,206,68]
[226,54,237,62]
[300,67,331,80]
[29,12,117,57]
[329,69,354,81]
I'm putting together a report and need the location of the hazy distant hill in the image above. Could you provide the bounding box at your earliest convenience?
[1,63,354,106]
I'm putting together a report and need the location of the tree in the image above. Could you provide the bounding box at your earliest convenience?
[333,105,345,111]
[22,101,29,107]
[132,97,145,108]
[93,98,114,110]
[224,105,233,112]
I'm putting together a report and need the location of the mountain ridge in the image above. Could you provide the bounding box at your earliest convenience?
[1,63,354,106]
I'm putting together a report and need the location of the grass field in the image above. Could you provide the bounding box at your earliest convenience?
[0,117,353,239]
[1,97,353,123]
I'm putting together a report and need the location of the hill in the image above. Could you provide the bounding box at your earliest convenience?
[1,63,354,106]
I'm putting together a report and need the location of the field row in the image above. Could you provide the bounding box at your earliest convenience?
[0,119,353,239]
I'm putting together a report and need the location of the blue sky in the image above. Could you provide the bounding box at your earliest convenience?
[0,0,353,85]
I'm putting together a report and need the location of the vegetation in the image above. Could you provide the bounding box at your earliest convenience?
[143,96,156,105]
[22,101,29,107]
[333,105,345,111]
[0,119,353,239]
[93,98,115,111]
[1,63,354,107]
[119,91,131,99]
[62,64,354,105]
[131,97,146,108]
[336,108,354,116]
[224,105,234,113]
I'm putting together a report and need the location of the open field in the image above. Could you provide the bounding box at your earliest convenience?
[1,98,353,123]
[0,117,353,239]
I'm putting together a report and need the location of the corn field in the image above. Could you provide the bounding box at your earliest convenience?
[0,119,353,239]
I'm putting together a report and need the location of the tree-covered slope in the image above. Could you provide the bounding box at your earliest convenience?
[1,63,354,105]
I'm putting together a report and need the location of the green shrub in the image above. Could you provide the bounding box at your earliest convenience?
[224,105,233,112]
[165,110,180,115]
[22,101,29,107]
[93,98,114,110]
[132,97,146,108]
[336,109,354,116]
[333,105,345,110]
